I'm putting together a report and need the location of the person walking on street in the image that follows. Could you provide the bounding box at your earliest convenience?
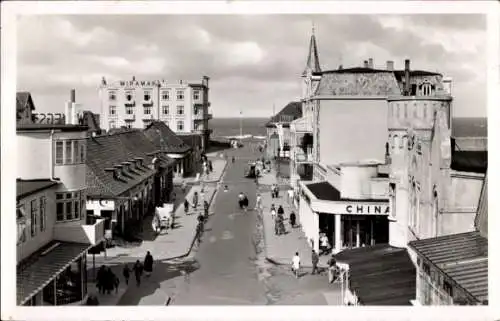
[192,192,199,211]
[105,267,114,294]
[289,211,296,228]
[292,252,301,279]
[311,250,319,275]
[254,193,262,212]
[277,205,284,217]
[184,199,190,215]
[96,265,106,294]
[270,204,276,220]
[181,181,187,194]
[144,251,154,277]
[238,192,245,209]
[208,160,213,173]
[243,194,249,212]
[122,264,131,285]
[133,260,143,287]
[203,200,209,218]
[327,254,337,284]
[232,156,235,163]
[271,184,276,199]
[196,221,204,246]
[113,272,120,294]
[320,233,330,256]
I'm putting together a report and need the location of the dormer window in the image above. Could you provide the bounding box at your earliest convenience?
[421,83,434,96]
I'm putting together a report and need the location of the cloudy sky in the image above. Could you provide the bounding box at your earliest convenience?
[17,14,487,118]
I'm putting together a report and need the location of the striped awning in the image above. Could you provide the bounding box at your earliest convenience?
[17,241,92,305]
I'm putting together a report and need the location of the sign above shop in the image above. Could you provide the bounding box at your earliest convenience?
[120,80,161,87]
[311,200,391,216]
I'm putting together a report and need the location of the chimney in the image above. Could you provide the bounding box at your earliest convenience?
[368,58,374,69]
[443,77,452,95]
[386,60,394,71]
[114,165,124,178]
[338,65,343,70]
[105,167,119,180]
[404,59,411,96]
[363,60,369,68]
[65,102,72,125]
[71,89,76,103]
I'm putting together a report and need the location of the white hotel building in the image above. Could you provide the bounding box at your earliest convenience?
[98,76,213,149]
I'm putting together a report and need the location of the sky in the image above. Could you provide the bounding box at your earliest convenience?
[16,14,487,118]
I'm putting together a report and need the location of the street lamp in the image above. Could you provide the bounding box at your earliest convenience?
[276,147,281,178]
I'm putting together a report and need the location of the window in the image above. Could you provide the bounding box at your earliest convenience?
[144,91,151,101]
[176,90,184,100]
[161,91,170,100]
[79,143,85,163]
[109,121,116,129]
[193,90,200,100]
[162,105,169,115]
[65,141,72,164]
[125,91,133,101]
[125,106,134,114]
[109,105,117,116]
[55,141,64,165]
[56,191,82,222]
[40,197,46,231]
[442,281,453,297]
[126,122,132,129]
[177,120,184,131]
[422,83,433,96]
[177,105,184,115]
[144,106,152,115]
[108,91,116,101]
[73,140,79,163]
[30,199,38,237]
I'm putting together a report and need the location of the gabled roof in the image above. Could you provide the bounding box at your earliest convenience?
[266,101,302,128]
[17,179,59,200]
[144,121,191,154]
[85,130,174,197]
[16,92,35,112]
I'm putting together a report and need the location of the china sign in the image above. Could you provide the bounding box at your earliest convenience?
[345,204,390,215]
[311,200,391,216]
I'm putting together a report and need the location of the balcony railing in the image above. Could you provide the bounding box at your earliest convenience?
[124,114,136,121]
[53,218,106,245]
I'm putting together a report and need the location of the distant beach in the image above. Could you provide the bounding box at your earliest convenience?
[210,117,268,140]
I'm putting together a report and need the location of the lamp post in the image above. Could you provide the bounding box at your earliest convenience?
[276,147,281,178]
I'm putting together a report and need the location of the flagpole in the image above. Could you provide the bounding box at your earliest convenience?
[239,110,243,138]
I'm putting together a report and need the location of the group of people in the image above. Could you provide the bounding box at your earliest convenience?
[96,265,120,295]
[270,204,297,235]
[271,184,280,198]
[292,250,340,283]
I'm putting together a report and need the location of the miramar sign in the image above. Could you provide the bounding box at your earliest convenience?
[120,80,162,87]
[311,200,391,216]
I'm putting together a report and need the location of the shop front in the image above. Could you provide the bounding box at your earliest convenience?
[299,180,390,254]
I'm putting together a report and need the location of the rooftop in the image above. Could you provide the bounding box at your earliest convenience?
[17,123,89,132]
[266,101,302,128]
[16,92,35,112]
[408,231,488,303]
[335,244,416,305]
[17,179,59,200]
[143,121,191,154]
[306,181,387,203]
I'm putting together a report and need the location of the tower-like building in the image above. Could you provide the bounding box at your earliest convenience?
[98,76,212,150]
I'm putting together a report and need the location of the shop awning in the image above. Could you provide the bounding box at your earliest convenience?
[408,231,488,303]
[335,244,416,305]
[17,241,92,305]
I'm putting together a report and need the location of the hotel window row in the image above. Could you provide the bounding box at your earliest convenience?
[390,103,432,120]
[55,140,86,165]
[112,105,184,115]
[56,191,85,222]
[108,89,200,102]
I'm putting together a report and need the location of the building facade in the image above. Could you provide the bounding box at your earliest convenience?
[98,76,212,150]
[292,31,487,305]
[16,94,105,305]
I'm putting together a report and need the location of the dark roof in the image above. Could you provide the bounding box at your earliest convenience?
[335,244,415,305]
[144,121,191,154]
[16,92,35,112]
[452,117,487,137]
[408,231,488,303]
[177,133,203,150]
[266,102,302,128]
[450,150,487,173]
[17,241,92,305]
[85,130,173,197]
[306,181,388,203]
[408,231,487,266]
[17,124,89,132]
[17,179,59,199]
[303,33,321,75]
[320,68,441,77]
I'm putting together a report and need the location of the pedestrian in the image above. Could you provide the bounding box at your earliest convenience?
[243,194,249,212]
[275,185,280,198]
[144,251,154,277]
[122,264,130,285]
[292,252,301,279]
[327,254,337,284]
[238,192,245,209]
[196,221,203,246]
[287,189,294,204]
[113,272,120,294]
[224,185,229,192]
[204,200,209,218]
[208,160,213,173]
[232,156,235,163]
[96,265,106,294]
[192,192,198,210]
[254,193,262,212]
[311,250,319,275]
[289,211,296,228]
[105,267,114,294]
[270,204,276,220]
[277,205,284,217]
[181,181,187,194]
[184,199,190,215]
[133,260,143,287]
[86,295,100,306]
[320,233,330,256]
[271,184,275,199]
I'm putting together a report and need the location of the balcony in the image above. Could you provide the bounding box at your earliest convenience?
[291,117,313,133]
[53,218,106,245]
[124,101,136,107]
[124,113,136,121]
[142,101,154,107]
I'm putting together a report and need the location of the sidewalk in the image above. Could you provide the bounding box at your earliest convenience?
[259,170,329,268]
[173,158,227,185]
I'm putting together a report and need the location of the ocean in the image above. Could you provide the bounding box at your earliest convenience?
[210,117,268,140]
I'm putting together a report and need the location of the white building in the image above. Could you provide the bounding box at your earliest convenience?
[98,76,212,150]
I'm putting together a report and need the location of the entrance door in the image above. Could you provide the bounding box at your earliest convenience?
[342,216,356,249]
